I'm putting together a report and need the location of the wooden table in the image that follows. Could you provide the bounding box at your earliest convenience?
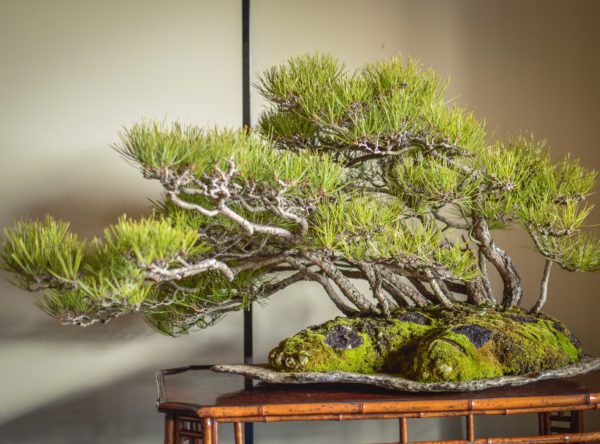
[156,365,600,444]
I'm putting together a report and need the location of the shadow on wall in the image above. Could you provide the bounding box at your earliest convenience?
[6,364,597,444]
[0,166,155,342]
[0,367,464,444]
[2,0,600,442]
[0,369,172,444]
[0,154,246,426]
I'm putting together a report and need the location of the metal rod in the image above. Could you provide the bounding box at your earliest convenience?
[241,1,254,443]
[241,0,252,370]
[242,0,251,130]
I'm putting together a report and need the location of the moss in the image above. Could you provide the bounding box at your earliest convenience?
[268,304,584,382]
[407,332,504,382]
[269,315,430,373]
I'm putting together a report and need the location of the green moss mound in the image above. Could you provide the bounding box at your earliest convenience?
[268,304,583,383]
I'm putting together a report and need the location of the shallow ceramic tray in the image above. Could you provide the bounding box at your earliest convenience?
[212,355,600,392]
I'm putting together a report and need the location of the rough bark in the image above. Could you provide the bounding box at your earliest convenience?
[530,259,553,314]
[472,215,522,306]
[285,256,359,316]
[304,253,377,314]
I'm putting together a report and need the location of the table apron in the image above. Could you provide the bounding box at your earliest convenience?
[208,403,599,423]
[195,393,600,418]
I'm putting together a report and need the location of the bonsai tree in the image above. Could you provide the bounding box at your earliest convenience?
[2,54,599,383]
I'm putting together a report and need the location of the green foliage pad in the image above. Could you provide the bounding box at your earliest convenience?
[1,53,599,346]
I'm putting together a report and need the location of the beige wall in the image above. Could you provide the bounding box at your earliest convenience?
[1,0,599,442]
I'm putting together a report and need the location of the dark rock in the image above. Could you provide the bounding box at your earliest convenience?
[452,324,492,349]
[552,321,566,333]
[357,318,390,353]
[506,314,537,324]
[568,332,583,350]
[552,321,582,349]
[399,312,432,325]
[324,324,363,350]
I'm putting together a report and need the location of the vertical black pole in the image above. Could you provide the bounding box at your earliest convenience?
[242,0,254,443]
[242,0,252,130]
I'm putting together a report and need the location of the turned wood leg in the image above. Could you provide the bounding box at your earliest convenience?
[234,423,244,444]
[164,414,176,444]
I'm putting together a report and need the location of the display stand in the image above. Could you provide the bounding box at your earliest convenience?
[156,366,600,444]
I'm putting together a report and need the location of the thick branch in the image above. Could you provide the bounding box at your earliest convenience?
[442,280,468,294]
[465,279,489,305]
[163,161,307,241]
[167,191,218,217]
[145,258,235,282]
[437,277,487,305]
[230,254,290,274]
[304,253,377,314]
[428,277,454,308]
[472,215,522,306]
[56,309,127,327]
[261,272,307,297]
[264,182,310,237]
[407,277,438,304]
[478,249,496,303]
[358,263,391,316]
[167,299,253,334]
[437,280,456,301]
[379,267,430,307]
[381,281,413,307]
[530,259,553,314]
[216,200,295,239]
[285,256,359,316]
[145,254,288,285]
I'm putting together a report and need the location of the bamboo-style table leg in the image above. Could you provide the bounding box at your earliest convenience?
[234,422,244,444]
[538,412,551,435]
[466,414,475,442]
[398,417,408,443]
[164,414,176,444]
[571,410,584,432]
[203,417,218,444]
[572,410,584,444]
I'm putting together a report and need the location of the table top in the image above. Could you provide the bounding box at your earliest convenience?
[156,365,600,419]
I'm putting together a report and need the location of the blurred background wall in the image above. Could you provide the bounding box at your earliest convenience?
[1,0,599,442]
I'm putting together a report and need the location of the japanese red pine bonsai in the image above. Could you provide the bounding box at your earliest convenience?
[3,55,599,383]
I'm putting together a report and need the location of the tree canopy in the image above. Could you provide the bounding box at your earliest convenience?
[2,54,599,336]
